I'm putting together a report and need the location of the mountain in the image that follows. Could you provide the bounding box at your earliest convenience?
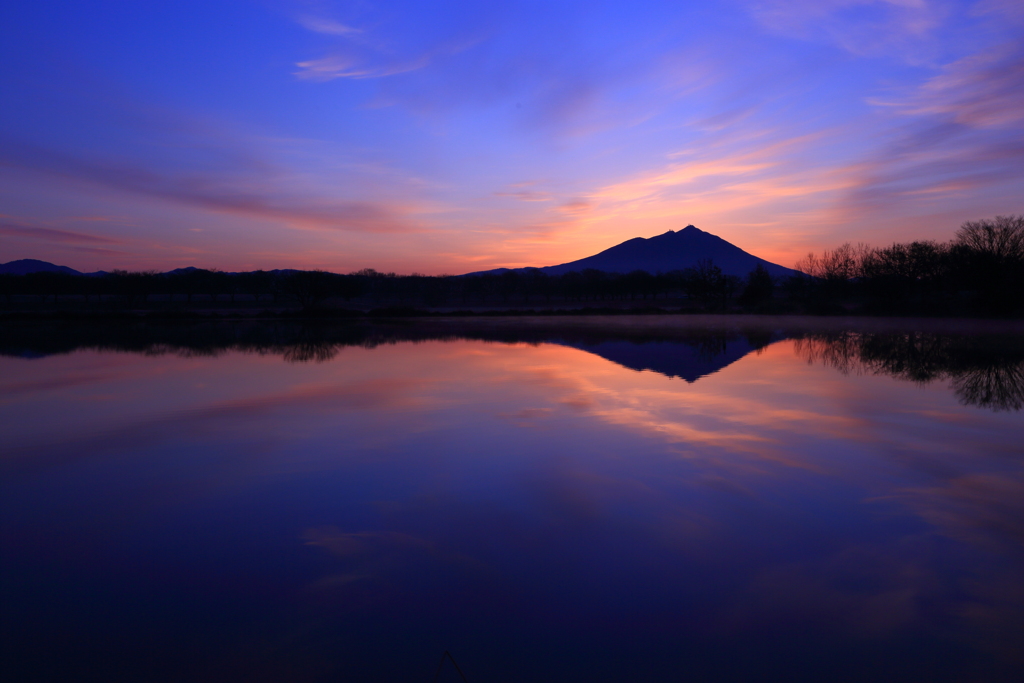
[0,259,83,276]
[468,225,799,278]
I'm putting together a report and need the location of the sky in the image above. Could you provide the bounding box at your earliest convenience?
[1,0,1022,274]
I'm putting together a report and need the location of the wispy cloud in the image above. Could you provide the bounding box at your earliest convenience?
[295,52,431,81]
[0,140,418,233]
[557,199,592,216]
[0,219,121,245]
[837,32,1024,214]
[585,130,835,217]
[747,0,948,60]
[493,189,553,202]
[67,246,128,256]
[871,40,1024,128]
[291,6,484,83]
[835,129,1024,216]
[289,4,677,141]
[591,157,777,205]
[296,15,361,37]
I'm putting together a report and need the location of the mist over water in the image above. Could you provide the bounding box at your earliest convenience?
[2,318,1023,682]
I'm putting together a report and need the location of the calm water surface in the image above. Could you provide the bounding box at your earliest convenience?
[2,318,1023,682]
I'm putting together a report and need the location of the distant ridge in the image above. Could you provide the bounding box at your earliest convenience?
[0,259,82,276]
[467,225,799,278]
[0,261,294,277]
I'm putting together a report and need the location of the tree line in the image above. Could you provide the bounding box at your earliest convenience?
[789,215,1024,316]
[2,215,1021,316]
[0,262,752,311]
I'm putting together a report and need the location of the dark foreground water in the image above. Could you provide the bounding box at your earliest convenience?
[2,317,1023,682]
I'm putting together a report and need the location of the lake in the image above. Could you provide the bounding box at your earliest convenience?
[2,316,1023,682]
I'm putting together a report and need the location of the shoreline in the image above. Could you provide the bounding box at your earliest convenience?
[4,309,1024,334]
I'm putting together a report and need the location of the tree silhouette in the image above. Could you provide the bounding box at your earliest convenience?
[737,264,774,309]
[685,259,729,310]
[955,215,1024,260]
[277,270,336,310]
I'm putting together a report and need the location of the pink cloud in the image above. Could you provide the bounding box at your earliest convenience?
[493,189,553,202]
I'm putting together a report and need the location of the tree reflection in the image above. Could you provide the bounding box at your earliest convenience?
[282,342,339,363]
[952,365,1024,412]
[795,332,1024,411]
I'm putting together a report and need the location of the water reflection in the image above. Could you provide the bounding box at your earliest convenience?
[3,318,1022,410]
[2,319,1023,682]
[795,331,1024,411]
[563,331,779,382]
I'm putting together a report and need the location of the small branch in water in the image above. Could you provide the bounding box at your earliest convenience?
[433,650,470,683]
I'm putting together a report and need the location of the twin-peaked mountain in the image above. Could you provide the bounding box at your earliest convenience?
[468,225,799,278]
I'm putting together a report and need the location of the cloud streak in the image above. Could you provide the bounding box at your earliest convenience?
[0,219,121,245]
[0,138,419,234]
[747,0,948,60]
[494,189,553,202]
[837,31,1024,215]
[291,6,486,83]
[295,52,432,81]
[874,40,1024,129]
[296,15,361,37]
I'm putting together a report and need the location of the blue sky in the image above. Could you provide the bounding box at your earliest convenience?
[2,0,1022,273]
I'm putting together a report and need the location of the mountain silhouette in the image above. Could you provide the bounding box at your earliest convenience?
[468,225,798,278]
[0,259,83,276]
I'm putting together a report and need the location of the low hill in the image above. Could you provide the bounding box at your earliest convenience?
[0,259,83,276]
[468,226,799,278]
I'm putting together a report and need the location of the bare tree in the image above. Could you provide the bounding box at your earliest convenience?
[796,242,873,281]
[955,215,1024,261]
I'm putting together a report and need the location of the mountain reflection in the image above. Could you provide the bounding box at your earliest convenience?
[795,332,1024,411]
[0,319,778,380]
[3,319,1022,410]
[562,333,777,382]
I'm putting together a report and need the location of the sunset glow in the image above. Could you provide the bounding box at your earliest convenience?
[2,1,1022,272]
